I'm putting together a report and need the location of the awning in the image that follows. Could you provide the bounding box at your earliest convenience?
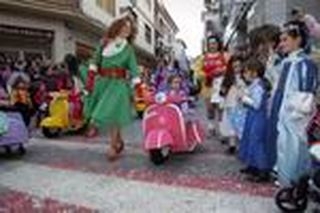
[0,24,54,40]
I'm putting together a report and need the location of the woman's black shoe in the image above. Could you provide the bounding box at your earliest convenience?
[246,172,271,183]
[240,167,258,175]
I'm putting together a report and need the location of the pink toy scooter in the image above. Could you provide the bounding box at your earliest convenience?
[142,92,205,165]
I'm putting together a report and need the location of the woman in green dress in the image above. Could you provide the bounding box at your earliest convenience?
[84,16,140,160]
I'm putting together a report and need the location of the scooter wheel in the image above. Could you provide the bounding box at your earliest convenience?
[275,188,308,213]
[18,144,26,156]
[149,149,168,165]
[42,127,61,138]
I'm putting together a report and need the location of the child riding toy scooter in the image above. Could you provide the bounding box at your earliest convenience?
[142,91,205,165]
[40,89,84,138]
[0,86,29,155]
[0,110,29,155]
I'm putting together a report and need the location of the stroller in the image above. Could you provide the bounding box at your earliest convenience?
[275,106,320,212]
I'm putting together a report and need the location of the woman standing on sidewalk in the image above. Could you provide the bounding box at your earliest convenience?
[83,15,141,161]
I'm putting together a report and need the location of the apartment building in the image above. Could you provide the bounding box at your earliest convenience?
[0,0,104,62]
[154,0,179,61]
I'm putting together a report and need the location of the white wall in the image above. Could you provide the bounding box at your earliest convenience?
[265,0,287,25]
[248,0,287,30]
[137,0,154,21]
[82,0,157,55]
[135,0,156,54]
[0,12,71,62]
[81,0,115,27]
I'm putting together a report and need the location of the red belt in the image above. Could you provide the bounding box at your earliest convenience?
[98,68,127,79]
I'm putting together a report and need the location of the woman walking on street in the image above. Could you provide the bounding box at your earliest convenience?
[83,15,141,161]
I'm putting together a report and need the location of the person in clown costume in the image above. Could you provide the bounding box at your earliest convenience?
[83,13,141,161]
[194,35,228,135]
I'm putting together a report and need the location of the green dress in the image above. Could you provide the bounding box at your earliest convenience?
[82,42,139,130]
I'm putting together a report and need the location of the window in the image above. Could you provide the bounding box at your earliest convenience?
[159,18,165,33]
[96,0,116,16]
[144,24,152,44]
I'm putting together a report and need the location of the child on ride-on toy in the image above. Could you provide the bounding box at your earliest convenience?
[167,74,198,123]
[167,75,188,109]
[10,77,33,126]
[165,73,205,146]
[33,82,49,126]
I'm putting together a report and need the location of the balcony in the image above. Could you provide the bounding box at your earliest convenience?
[0,0,80,16]
[24,0,78,10]
[0,0,105,35]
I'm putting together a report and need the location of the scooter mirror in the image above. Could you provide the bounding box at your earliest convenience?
[155,92,167,104]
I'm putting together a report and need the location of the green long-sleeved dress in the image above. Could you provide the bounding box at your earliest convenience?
[82,42,139,129]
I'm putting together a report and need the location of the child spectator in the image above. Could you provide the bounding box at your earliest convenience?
[220,55,246,154]
[238,58,273,183]
[33,82,49,126]
[10,77,33,126]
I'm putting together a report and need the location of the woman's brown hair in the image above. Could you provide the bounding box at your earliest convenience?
[103,16,137,45]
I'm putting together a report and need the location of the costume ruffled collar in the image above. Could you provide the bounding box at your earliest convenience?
[102,37,128,57]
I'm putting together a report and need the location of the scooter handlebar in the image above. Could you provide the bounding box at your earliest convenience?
[145,92,190,105]
[48,91,69,100]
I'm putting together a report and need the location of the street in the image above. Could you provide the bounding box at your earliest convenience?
[0,0,320,212]
[0,108,279,213]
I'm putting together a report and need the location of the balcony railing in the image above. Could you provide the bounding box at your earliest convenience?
[0,0,80,12]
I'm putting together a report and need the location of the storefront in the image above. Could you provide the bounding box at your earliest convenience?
[0,24,54,61]
[0,5,103,64]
